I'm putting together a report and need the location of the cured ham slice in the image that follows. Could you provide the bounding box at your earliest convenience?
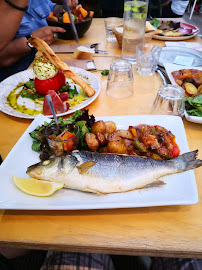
[43,90,69,115]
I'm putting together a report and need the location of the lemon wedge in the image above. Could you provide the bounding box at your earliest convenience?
[12,176,64,197]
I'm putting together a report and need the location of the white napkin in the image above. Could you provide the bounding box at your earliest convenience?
[165,42,202,52]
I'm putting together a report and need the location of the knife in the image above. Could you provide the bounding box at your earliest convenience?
[94,49,109,54]
[62,0,79,43]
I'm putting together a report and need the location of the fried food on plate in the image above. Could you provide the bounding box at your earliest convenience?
[28,37,95,97]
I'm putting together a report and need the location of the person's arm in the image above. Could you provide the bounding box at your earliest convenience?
[0,26,66,68]
[0,0,29,51]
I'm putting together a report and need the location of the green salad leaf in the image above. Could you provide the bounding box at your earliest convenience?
[76,120,90,149]
[68,86,79,99]
[151,18,161,28]
[185,95,202,117]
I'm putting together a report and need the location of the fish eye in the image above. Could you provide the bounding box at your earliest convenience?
[42,160,51,166]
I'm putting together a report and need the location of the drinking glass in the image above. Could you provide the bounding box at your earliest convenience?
[45,122,79,156]
[121,0,149,63]
[104,17,123,42]
[136,44,162,76]
[152,85,185,117]
[106,60,133,99]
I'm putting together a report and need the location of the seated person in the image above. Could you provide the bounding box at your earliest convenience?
[0,0,29,51]
[149,0,189,18]
[0,0,78,82]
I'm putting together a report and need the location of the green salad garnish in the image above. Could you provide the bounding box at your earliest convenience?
[185,95,202,117]
[29,110,95,160]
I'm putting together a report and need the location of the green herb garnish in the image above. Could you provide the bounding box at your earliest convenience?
[68,86,79,99]
[151,18,161,28]
[101,69,109,76]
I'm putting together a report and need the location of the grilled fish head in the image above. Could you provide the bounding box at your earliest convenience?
[26,154,78,181]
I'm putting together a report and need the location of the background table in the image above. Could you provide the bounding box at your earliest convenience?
[0,18,202,259]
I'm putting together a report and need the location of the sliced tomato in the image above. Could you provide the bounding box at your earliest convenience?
[58,130,75,152]
[34,71,66,95]
[43,90,69,115]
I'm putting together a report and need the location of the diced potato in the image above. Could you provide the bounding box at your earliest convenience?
[85,133,99,151]
[107,141,128,155]
[107,132,122,143]
[91,121,106,135]
[96,132,106,146]
[184,82,198,95]
[105,121,117,133]
[115,130,133,140]
[198,85,202,93]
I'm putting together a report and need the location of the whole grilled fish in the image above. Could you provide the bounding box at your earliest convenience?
[27,150,202,194]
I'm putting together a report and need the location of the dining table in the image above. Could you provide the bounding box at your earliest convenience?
[0,18,202,259]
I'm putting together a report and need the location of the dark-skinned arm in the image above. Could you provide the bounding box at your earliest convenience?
[0,26,66,68]
[0,0,29,51]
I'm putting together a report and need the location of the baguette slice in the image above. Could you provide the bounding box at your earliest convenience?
[73,46,95,59]
[28,37,95,97]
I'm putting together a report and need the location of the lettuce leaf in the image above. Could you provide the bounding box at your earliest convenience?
[185,95,202,117]
[151,18,161,28]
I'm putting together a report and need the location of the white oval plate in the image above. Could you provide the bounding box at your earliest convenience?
[0,67,101,119]
[153,21,200,41]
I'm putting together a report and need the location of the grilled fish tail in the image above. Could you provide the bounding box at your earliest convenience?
[172,150,202,172]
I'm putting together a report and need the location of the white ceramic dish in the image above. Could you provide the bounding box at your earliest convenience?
[164,63,202,124]
[0,68,100,119]
[158,47,202,67]
[153,21,199,41]
[0,114,198,210]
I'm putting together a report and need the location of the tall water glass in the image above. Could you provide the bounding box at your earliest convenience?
[122,0,149,63]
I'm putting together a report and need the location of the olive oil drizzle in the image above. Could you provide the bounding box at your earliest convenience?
[6,82,87,115]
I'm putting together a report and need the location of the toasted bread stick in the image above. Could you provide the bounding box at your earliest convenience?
[28,37,95,97]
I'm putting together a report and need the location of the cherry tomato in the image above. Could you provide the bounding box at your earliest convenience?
[34,71,66,95]
[172,145,180,157]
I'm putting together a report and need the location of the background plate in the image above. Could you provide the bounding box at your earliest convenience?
[158,47,202,67]
[0,68,100,119]
[153,21,199,41]
[0,114,198,210]
[164,63,202,124]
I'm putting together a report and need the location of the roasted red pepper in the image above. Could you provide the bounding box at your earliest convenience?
[34,71,66,95]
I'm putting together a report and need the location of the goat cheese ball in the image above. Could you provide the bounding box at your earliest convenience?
[33,57,58,80]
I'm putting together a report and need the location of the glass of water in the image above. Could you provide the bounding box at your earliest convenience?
[104,17,123,42]
[106,60,133,99]
[152,85,185,117]
[136,44,162,76]
[121,0,149,63]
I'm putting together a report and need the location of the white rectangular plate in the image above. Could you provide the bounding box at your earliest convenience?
[0,114,198,210]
